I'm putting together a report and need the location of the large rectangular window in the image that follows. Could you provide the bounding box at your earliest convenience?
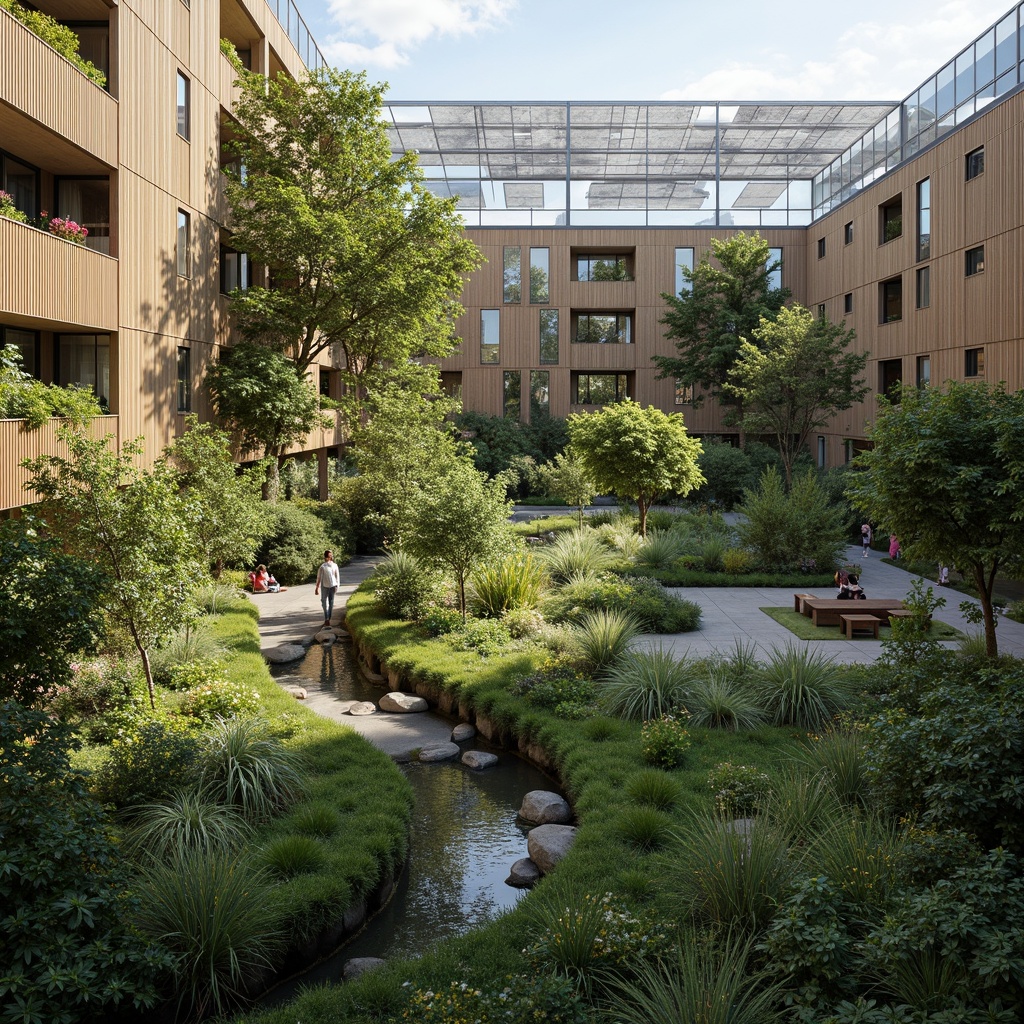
[530,370,549,419]
[916,266,931,309]
[503,246,521,303]
[674,247,694,296]
[220,247,251,293]
[916,178,930,261]
[880,195,902,244]
[539,309,559,364]
[766,247,783,290]
[480,309,499,364]
[576,253,630,281]
[966,245,985,276]
[176,71,190,140]
[1,326,38,378]
[674,379,693,405]
[881,276,902,323]
[529,247,549,303]
[574,373,628,404]
[58,334,110,407]
[56,178,110,254]
[176,210,190,277]
[573,313,632,345]
[503,370,521,420]
[880,358,903,401]
[177,346,192,412]
[965,347,985,377]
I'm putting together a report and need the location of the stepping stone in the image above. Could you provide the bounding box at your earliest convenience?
[418,742,460,762]
[284,686,307,700]
[342,957,385,981]
[461,750,498,770]
[316,628,335,644]
[379,691,428,713]
[264,643,306,664]
[451,723,476,742]
[348,701,377,716]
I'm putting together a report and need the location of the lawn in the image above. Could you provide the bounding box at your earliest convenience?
[760,604,963,641]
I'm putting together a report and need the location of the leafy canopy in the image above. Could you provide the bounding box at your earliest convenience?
[568,400,704,536]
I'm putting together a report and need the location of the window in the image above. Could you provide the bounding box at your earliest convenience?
[965,245,985,276]
[58,334,110,407]
[966,146,985,180]
[844,439,854,464]
[574,373,629,405]
[503,246,521,303]
[844,221,854,245]
[766,247,783,290]
[817,303,826,319]
[965,347,985,377]
[916,266,931,309]
[176,210,190,277]
[880,195,902,243]
[674,247,694,296]
[503,371,521,420]
[881,276,902,323]
[916,178,930,261]
[1,326,38,378]
[529,247,549,303]
[674,379,693,405]
[573,313,631,345]
[880,359,903,400]
[176,71,190,140]
[319,369,332,397]
[844,293,853,315]
[56,178,110,254]
[480,309,499,364]
[530,370,549,419]
[176,347,191,412]
[817,237,825,259]
[576,253,630,281]
[916,355,931,387]
[1,152,38,219]
[817,436,826,468]
[220,246,250,293]
[539,309,559,364]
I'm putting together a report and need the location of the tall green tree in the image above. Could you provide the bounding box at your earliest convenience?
[538,451,596,527]
[654,231,789,431]
[847,381,1024,657]
[567,400,705,536]
[222,64,482,391]
[164,416,269,576]
[204,343,324,499]
[24,429,198,706]
[724,305,869,486]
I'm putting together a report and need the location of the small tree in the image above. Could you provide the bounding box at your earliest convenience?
[204,343,324,499]
[567,400,705,536]
[402,459,514,618]
[164,415,269,576]
[724,305,869,487]
[538,451,596,527]
[848,381,1024,657]
[24,429,198,706]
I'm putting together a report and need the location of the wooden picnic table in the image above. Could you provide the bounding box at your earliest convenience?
[799,597,907,628]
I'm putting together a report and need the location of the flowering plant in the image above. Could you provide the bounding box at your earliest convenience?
[0,190,27,224]
[640,712,692,768]
[48,215,89,244]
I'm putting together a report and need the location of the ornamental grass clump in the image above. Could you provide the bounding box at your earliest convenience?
[624,768,685,811]
[122,789,251,860]
[571,607,642,676]
[469,550,545,615]
[598,646,695,721]
[614,805,674,851]
[634,529,686,570]
[755,643,853,730]
[261,833,327,878]
[536,528,621,582]
[795,728,868,807]
[685,665,767,731]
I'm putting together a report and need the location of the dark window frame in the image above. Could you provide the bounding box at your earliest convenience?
[965,245,985,276]
[817,237,826,259]
[965,347,985,377]
[966,146,985,180]
[572,312,633,345]
[176,346,192,413]
[844,221,854,245]
[573,372,630,405]
[176,70,191,140]
[880,276,903,323]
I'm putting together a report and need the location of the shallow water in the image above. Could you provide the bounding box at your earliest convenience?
[263,642,558,1000]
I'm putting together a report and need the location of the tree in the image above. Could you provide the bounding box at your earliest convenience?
[654,232,790,430]
[567,400,705,536]
[847,381,1024,657]
[0,517,105,705]
[24,429,199,706]
[222,64,482,389]
[164,415,269,576]
[538,451,596,527]
[724,305,869,487]
[402,459,514,617]
[204,343,325,498]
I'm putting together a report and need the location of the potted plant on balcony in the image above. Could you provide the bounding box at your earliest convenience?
[47,216,89,245]
[0,190,28,224]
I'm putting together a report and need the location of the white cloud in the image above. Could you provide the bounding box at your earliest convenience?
[324,0,517,68]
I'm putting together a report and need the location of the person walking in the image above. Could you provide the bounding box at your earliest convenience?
[888,534,901,560]
[314,549,340,628]
[861,522,873,558]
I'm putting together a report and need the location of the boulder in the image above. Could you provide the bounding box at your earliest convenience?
[527,824,578,875]
[360,665,386,684]
[451,723,476,742]
[342,957,386,982]
[519,790,572,825]
[264,643,306,664]
[418,742,460,762]
[379,691,428,713]
[461,750,498,770]
[284,686,307,700]
[316,628,335,645]
[505,857,541,888]
[348,701,377,716]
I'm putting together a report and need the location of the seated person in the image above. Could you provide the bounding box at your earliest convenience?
[250,564,278,593]
[835,570,867,600]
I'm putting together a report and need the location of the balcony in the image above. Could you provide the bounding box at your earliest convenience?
[0,414,119,513]
[0,218,117,331]
[0,7,117,168]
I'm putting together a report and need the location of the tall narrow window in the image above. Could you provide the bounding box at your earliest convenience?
[916,355,931,387]
[503,371,521,420]
[916,178,930,261]
[220,247,250,293]
[176,210,190,278]
[844,293,853,315]
[503,246,521,303]
[176,71,190,140]
[916,266,931,308]
[965,245,985,276]
[766,247,783,290]
[2,327,38,378]
[530,371,550,420]
[817,436,826,468]
[880,359,903,400]
[966,146,985,180]
[529,247,549,303]
[674,379,693,404]
[539,309,559,364]
[57,178,110,254]
[177,347,192,412]
[674,247,694,295]
[480,309,499,364]
[880,195,902,244]
[965,347,985,377]
[881,276,902,322]
[844,221,854,245]
[817,237,826,259]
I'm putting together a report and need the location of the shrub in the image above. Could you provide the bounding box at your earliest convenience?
[123,789,252,859]
[403,974,590,1024]
[45,657,138,740]
[571,607,642,676]
[373,548,447,621]
[446,617,513,656]
[512,670,596,718]
[700,535,727,572]
[722,548,755,574]
[640,713,692,768]
[254,502,334,585]
[536,528,621,582]
[686,667,767,731]
[502,606,546,638]
[795,729,867,807]
[93,720,202,808]
[469,551,545,615]
[545,572,700,633]
[418,605,464,636]
[624,768,684,811]
[262,834,327,877]
[755,643,852,730]
[166,658,227,693]
[178,680,261,723]
[598,646,695,721]
[708,762,772,816]
[149,622,227,687]
[193,581,243,614]
[0,0,107,86]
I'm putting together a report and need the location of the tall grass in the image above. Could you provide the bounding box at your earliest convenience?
[149,621,226,685]
[634,529,686,570]
[469,551,545,615]
[795,729,868,806]
[686,666,767,731]
[808,812,900,908]
[624,768,684,810]
[536,529,620,582]
[598,646,695,720]
[193,582,244,615]
[123,789,251,860]
[571,608,642,677]
[755,643,853,730]
[598,519,643,557]
[762,767,843,842]
[614,806,674,851]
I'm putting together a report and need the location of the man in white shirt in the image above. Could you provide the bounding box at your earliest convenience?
[314,549,340,627]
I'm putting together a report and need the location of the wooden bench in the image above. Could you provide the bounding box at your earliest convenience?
[801,598,907,628]
[840,613,880,639]
[794,593,815,614]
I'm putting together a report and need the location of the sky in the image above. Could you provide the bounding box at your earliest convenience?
[291,0,1017,103]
